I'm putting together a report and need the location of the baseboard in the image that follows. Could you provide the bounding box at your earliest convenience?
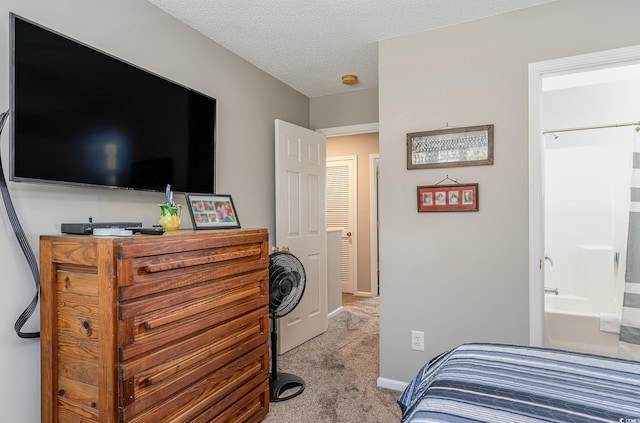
[377,376,408,392]
[328,306,344,319]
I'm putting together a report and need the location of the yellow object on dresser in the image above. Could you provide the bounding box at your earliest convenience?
[158,203,183,230]
[40,229,270,422]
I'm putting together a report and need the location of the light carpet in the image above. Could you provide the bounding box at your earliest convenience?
[261,296,402,423]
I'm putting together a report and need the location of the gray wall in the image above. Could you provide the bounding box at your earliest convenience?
[310,87,378,129]
[378,0,640,383]
[0,1,308,420]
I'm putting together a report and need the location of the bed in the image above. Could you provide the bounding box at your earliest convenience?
[398,343,640,423]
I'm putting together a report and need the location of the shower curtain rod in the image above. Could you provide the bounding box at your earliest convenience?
[542,120,640,135]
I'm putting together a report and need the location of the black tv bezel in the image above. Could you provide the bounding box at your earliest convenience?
[8,12,217,193]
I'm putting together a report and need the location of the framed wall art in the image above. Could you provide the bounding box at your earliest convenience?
[185,193,241,229]
[417,183,479,212]
[407,124,494,169]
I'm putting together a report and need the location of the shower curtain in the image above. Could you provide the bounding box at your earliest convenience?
[620,129,640,360]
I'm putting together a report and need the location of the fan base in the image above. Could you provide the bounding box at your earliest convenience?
[270,372,305,402]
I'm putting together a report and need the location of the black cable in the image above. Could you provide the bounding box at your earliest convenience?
[0,110,40,338]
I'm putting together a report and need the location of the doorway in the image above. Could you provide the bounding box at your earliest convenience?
[528,45,640,348]
[320,125,379,297]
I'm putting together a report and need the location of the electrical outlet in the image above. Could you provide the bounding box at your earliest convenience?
[411,330,424,351]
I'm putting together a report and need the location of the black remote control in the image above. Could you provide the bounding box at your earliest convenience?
[126,226,166,235]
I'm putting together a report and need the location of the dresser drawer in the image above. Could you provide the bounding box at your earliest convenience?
[202,378,269,423]
[118,270,268,360]
[118,233,268,301]
[119,336,269,421]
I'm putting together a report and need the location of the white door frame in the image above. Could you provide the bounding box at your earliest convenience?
[528,45,640,347]
[316,122,379,137]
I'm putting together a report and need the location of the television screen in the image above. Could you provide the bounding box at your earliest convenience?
[9,13,216,193]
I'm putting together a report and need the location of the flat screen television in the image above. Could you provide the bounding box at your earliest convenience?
[9,13,216,193]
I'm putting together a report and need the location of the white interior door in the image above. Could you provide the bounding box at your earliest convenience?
[326,156,357,294]
[275,119,327,354]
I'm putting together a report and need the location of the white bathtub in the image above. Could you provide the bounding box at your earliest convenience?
[544,294,621,358]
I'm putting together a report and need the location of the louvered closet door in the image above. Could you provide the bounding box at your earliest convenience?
[326,156,357,294]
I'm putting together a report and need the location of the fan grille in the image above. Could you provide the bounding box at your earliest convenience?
[269,251,306,318]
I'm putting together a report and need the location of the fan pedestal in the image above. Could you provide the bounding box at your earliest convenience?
[268,252,307,403]
[269,315,305,402]
[270,371,305,402]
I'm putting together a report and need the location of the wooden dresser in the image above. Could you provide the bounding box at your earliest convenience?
[40,229,270,423]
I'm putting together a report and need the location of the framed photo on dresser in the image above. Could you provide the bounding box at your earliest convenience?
[185,193,241,229]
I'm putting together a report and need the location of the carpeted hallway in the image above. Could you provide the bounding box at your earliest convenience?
[261,295,402,423]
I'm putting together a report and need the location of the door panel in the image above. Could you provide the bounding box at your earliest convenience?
[275,119,327,354]
[286,170,301,236]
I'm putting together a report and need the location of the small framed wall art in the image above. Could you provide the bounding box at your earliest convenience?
[407,124,494,169]
[417,183,479,212]
[185,193,241,229]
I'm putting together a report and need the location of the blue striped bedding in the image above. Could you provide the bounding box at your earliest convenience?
[398,343,640,423]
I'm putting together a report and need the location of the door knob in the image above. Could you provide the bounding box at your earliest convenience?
[346,232,352,237]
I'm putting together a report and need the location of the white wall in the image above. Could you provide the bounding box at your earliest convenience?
[378,0,640,383]
[0,1,308,420]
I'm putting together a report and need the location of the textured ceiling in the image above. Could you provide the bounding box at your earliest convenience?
[146,0,556,98]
